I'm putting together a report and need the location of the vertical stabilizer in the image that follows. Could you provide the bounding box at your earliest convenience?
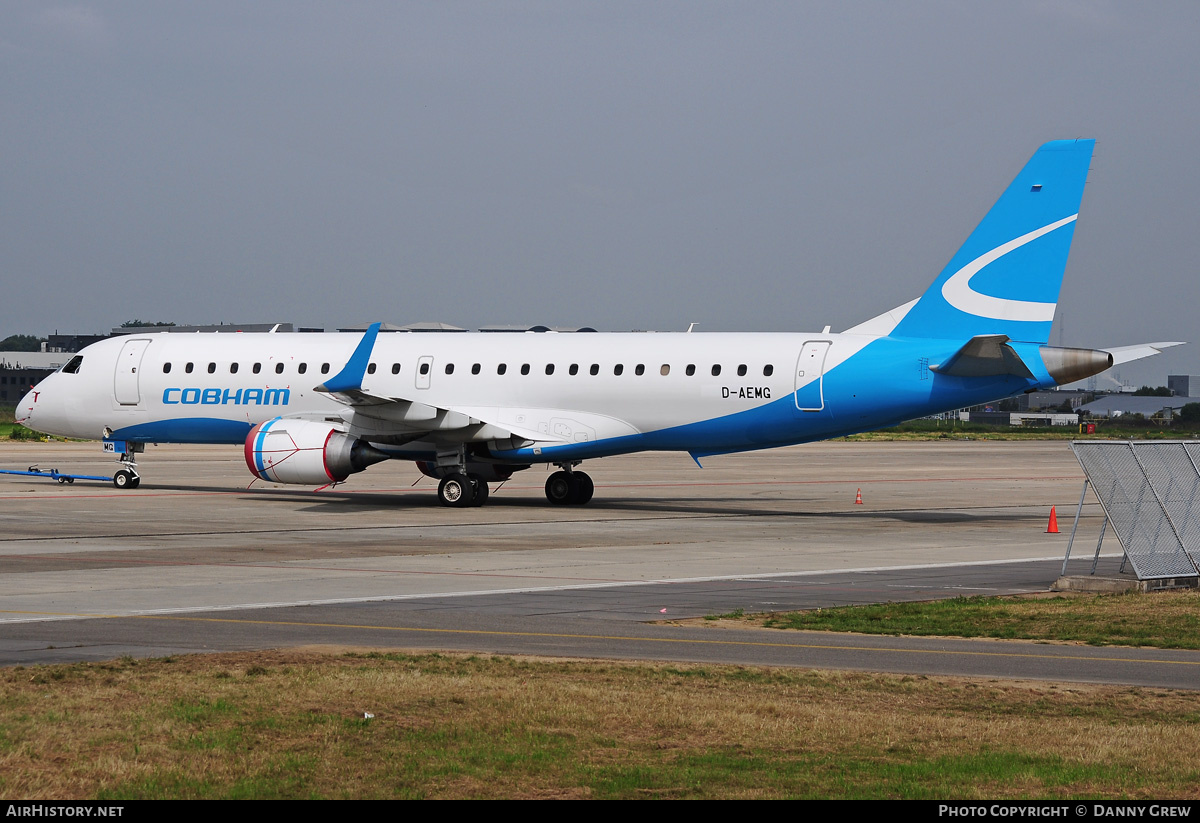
[891,139,1094,343]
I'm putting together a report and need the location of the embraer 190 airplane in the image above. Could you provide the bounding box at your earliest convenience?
[16,140,1180,507]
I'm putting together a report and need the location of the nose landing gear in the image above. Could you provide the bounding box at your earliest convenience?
[106,441,142,490]
[113,467,140,489]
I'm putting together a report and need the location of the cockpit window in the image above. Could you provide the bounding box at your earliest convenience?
[61,356,83,374]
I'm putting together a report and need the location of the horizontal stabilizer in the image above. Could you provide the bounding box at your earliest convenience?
[1104,341,1184,366]
[932,335,1034,378]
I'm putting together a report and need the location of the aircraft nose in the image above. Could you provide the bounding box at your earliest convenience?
[14,388,37,426]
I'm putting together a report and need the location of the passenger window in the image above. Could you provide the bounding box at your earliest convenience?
[275,363,285,374]
[660,364,670,376]
[711,365,722,376]
[686,364,695,376]
[445,363,455,375]
[162,363,171,374]
[471,363,481,375]
[185,362,194,374]
[569,364,579,375]
[521,364,530,375]
[763,365,774,377]
[419,362,430,376]
[298,363,307,375]
[497,363,507,375]
[230,363,239,374]
[253,363,261,374]
[367,363,377,374]
[635,364,645,376]
[322,363,331,374]
[207,363,216,374]
[614,364,624,376]
[737,364,747,377]
[590,364,599,376]
[391,363,400,375]
[545,364,555,375]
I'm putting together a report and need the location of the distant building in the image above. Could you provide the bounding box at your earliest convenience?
[1167,375,1200,397]
[337,322,417,333]
[958,411,1078,426]
[0,352,70,403]
[111,323,297,335]
[1015,390,1092,412]
[1078,395,1191,420]
[45,333,108,353]
[479,324,598,333]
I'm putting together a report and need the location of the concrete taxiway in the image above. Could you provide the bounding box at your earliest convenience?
[2,439,1193,688]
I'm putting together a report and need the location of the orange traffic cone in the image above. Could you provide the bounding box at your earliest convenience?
[854,488,863,505]
[1045,506,1059,533]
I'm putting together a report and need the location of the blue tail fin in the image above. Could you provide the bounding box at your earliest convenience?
[891,139,1094,344]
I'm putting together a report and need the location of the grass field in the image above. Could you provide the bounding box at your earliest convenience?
[2,650,1199,800]
[748,591,1200,650]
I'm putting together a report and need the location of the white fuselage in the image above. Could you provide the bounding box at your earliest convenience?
[16,325,1054,471]
[17,329,898,454]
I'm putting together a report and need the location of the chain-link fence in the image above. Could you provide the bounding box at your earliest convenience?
[1070,441,1200,580]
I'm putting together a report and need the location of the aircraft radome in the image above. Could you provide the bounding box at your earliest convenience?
[16,139,1180,507]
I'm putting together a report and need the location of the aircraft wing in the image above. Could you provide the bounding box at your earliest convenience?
[312,323,606,446]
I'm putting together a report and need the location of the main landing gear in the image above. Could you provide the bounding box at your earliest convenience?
[545,466,593,506]
[436,472,489,508]
[427,449,592,508]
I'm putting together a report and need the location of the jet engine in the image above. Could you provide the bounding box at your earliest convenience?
[245,419,390,484]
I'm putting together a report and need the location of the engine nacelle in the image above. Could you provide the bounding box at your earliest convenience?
[245,419,389,485]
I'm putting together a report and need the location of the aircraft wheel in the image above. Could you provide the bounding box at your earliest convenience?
[545,471,574,505]
[438,473,475,508]
[572,472,594,505]
[130,477,140,489]
[468,475,489,507]
[113,470,134,490]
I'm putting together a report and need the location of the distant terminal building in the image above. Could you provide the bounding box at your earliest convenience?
[45,333,108,353]
[1078,395,1191,421]
[1168,375,1200,398]
[958,410,1078,427]
[338,322,465,333]
[111,323,306,335]
[1019,390,1092,411]
[479,325,598,333]
[0,352,71,403]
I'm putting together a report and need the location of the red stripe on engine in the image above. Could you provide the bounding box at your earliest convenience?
[321,429,336,481]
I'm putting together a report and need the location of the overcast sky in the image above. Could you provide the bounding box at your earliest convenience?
[2,1,1197,386]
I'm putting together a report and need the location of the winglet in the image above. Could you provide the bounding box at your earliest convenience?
[317,323,381,393]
